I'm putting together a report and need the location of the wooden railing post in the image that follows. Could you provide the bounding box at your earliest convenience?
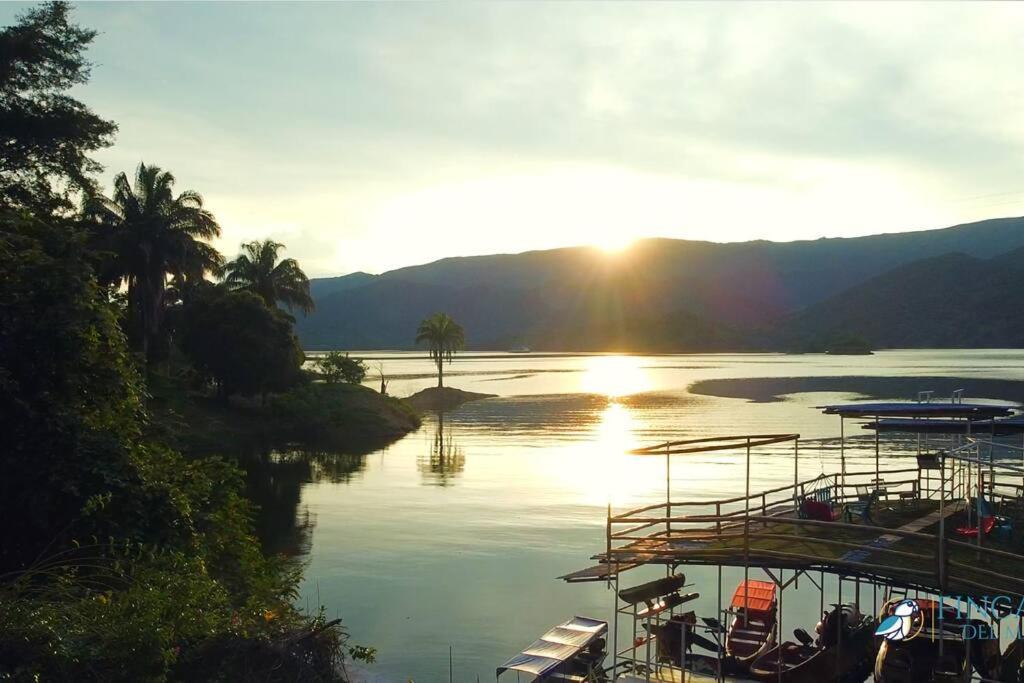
[606,502,612,588]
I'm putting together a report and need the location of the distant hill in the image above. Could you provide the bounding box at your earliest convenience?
[294,216,1024,350]
[777,247,1024,349]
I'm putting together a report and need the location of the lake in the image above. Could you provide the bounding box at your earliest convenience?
[279,350,1024,682]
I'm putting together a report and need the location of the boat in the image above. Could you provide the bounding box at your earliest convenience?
[497,616,609,681]
[998,639,1024,682]
[873,599,970,682]
[725,579,778,669]
[970,627,1002,681]
[643,611,726,669]
[748,603,876,682]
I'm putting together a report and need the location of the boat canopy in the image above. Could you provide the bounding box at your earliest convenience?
[865,415,1024,434]
[630,433,799,456]
[730,579,776,614]
[496,616,607,678]
[819,402,1013,419]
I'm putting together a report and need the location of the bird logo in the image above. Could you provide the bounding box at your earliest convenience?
[875,599,922,641]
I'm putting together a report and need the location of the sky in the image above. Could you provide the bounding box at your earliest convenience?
[6,2,1024,276]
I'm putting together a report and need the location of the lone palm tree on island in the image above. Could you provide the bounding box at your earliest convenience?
[416,313,465,388]
[223,239,314,314]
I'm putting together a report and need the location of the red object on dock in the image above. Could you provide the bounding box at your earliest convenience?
[955,515,996,537]
[730,579,776,613]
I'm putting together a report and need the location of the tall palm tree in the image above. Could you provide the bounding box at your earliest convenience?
[85,162,222,363]
[415,313,465,388]
[223,240,313,314]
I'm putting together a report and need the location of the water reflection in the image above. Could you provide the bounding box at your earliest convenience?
[545,400,662,508]
[580,354,651,397]
[418,412,465,486]
[244,448,368,556]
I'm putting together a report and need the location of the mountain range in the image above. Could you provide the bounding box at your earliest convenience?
[295,216,1024,351]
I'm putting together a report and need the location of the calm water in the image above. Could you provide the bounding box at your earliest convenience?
[282,350,1024,682]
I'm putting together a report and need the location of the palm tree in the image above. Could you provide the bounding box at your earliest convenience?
[415,313,465,388]
[85,162,222,363]
[223,240,313,314]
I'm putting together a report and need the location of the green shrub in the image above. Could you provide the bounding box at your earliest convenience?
[314,351,368,385]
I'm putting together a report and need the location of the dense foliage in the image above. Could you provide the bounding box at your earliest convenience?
[179,288,305,401]
[315,351,367,385]
[0,2,116,214]
[0,216,339,680]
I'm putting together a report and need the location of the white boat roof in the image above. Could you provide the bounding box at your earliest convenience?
[497,616,607,678]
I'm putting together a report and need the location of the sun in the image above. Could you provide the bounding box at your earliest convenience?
[594,235,634,254]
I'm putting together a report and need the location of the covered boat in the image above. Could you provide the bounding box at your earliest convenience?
[749,603,876,682]
[725,579,778,668]
[874,600,971,683]
[497,616,608,681]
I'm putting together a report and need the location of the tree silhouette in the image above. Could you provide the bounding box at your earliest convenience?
[0,1,116,214]
[85,162,221,363]
[415,312,465,388]
[223,239,313,314]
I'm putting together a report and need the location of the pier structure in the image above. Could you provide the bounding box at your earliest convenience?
[560,393,1024,682]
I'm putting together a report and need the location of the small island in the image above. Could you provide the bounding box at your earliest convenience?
[406,386,496,412]
[825,335,875,356]
[785,333,874,356]
[404,312,496,412]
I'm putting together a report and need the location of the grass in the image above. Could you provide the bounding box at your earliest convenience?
[147,372,421,458]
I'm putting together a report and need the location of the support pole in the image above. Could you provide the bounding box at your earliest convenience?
[744,439,751,613]
[978,440,984,551]
[666,443,671,538]
[836,576,843,679]
[612,568,620,675]
[875,415,881,491]
[794,440,799,511]
[606,502,612,590]
[777,569,783,683]
[717,564,723,683]
[840,417,846,491]
[938,453,947,592]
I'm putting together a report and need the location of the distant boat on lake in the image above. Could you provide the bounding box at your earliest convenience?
[508,345,531,353]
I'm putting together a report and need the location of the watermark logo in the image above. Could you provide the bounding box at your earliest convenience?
[875,599,923,641]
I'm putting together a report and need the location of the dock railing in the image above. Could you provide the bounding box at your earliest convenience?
[604,437,1024,601]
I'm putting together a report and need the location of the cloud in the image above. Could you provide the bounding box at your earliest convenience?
[7,2,1021,275]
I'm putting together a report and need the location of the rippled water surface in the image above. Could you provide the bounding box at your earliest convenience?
[280,350,1024,681]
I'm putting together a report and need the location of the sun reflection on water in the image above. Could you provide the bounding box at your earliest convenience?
[580,355,651,397]
[549,400,668,508]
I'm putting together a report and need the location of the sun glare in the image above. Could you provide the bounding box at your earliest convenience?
[546,402,657,507]
[581,355,651,398]
[595,235,634,254]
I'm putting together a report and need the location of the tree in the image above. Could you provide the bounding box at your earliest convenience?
[0,214,341,679]
[415,313,465,388]
[178,288,304,402]
[0,2,116,214]
[0,212,144,569]
[315,351,367,385]
[84,162,222,364]
[223,239,314,314]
